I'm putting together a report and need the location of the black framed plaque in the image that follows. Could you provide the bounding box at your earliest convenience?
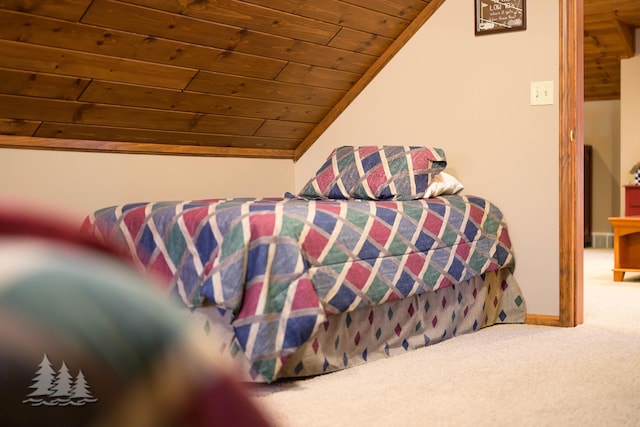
[475,0,526,36]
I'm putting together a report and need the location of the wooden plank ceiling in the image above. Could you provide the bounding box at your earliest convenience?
[0,0,637,159]
[584,0,640,101]
[0,0,442,159]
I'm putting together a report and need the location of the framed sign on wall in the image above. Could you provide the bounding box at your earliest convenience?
[475,0,526,35]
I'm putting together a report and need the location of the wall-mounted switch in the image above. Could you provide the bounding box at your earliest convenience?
[530,81,554,105]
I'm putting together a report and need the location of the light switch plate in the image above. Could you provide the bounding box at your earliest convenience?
[530,81,554,105]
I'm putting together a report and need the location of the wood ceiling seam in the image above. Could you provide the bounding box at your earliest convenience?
[185,71,347,107]
[0,0,93,21]
[81,0,376,74]
[32,122,301,150]
[0,8,287,80]
[0,39,198,90]
[339,0,429,19]
[236,0,413,38]
[327,27,395,56]
[274,63,360,91]
[0,118,41,137]
[77,80,331,123]
[0,94,268,135]
[0,67,91,101]
[119,0,342,45]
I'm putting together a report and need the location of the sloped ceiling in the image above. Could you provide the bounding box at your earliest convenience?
[0,0,443,159]
[0,0,637,160]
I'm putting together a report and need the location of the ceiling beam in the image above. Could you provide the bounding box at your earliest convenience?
[0,135,295,159]
[613,18,636,58]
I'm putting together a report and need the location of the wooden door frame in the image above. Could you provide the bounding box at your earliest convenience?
[559,0,584,327]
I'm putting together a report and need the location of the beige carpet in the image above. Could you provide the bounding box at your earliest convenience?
[250,249,640,426]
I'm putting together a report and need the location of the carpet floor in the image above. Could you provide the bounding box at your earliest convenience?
[250,249,640,426]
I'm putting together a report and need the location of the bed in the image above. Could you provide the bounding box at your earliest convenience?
[81,146,526,383]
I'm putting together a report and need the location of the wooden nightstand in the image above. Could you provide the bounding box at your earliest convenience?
[625,185,640,216]
[608,216,640,281]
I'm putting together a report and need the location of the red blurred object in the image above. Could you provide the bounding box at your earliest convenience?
[0,203,133,264]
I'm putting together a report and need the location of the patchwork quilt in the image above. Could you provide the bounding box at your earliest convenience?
[82,194,516,382]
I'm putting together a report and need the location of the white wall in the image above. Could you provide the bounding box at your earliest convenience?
[621,30,640,213]
[0,148,294,224]
[295,0,560,315]
[584,100,621,231]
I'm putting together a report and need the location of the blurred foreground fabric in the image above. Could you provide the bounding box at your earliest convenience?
[0,204,273,427]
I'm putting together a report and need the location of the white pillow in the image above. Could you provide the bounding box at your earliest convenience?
[424,172,464,198]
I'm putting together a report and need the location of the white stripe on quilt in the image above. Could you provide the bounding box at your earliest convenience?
[274,204,305,368]
[352,201,402,300]
[387,203,424,296]
[333,151,350,197]
[486,203,508,268]
[206,201,225,259]
[460,196,486,275]
[321,201,376,306]
[433,203,453,291]
[257,204,283,316]
[238,201,261,360]
[116,204,144,270]
[467,197,493,273]
[353,149,369,197]
[405,147,417,196]
[150,203,185,304]
[176,202,204,277]
[314,201,346,264]
[379,148,397,198]
[297,199,315,254]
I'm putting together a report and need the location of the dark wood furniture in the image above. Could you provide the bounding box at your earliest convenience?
[608,216,640,281]
[625,185,640,216]
[584,145,592,247]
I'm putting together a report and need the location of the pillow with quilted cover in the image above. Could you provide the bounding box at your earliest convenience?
[298,146,447,200]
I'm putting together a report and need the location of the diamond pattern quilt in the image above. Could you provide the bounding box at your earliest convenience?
[82,194,516,382]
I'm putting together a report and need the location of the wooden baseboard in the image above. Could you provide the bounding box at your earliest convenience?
[525,314,562,327]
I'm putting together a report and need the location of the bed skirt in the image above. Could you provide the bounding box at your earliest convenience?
[185,268,525,383]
